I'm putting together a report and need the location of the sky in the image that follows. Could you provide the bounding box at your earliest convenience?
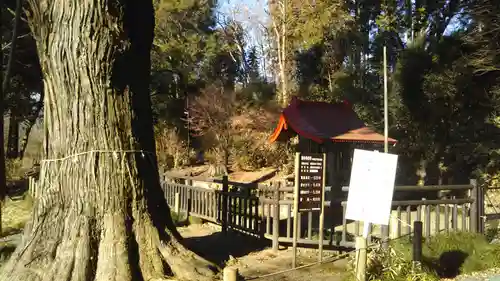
[218,0,267,19]
[217,0,271,77]
[217,0,269,41]
[216,0,466,72]
[218,0,465,44]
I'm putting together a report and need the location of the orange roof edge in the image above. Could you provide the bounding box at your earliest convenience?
[269,114,325,144]
[268,114,287,143]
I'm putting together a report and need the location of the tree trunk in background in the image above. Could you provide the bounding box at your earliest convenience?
[19,100,44,160]
[0,0,217,280]
[0,0,23,236]
[6,112,20,159]
[271,0,289,107]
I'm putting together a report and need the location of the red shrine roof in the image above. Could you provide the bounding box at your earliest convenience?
[269,97,397,144]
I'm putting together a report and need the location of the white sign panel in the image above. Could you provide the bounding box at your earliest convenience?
[345,149,398,226]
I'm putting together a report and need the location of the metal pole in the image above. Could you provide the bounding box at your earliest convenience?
[292,152,300,268]
[383,45,388,154]
[318,153,326,262]
[381,45,390,248]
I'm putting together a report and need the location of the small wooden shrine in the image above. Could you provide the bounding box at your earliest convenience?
[269,97,397,225]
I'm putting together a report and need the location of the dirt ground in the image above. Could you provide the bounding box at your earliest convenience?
[0,196,349,280]
[179,223,349,281]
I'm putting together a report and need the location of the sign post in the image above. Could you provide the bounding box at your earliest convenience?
[292,153,299,269]
[292,152,326,268]
[345,149,398,281]
[318,154,326,262]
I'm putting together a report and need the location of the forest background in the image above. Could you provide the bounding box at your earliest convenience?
[2,0,499,188]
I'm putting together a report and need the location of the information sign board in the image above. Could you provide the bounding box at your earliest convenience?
[345,149,398,226]
[297,153,325,212]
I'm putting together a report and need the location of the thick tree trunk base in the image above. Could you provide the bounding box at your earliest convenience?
[0,192,218,281]
[8,0,220,278]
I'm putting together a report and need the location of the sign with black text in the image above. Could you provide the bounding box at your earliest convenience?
[297,153,325,212]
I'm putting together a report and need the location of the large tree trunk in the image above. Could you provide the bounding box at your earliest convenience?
[0,1,218,281]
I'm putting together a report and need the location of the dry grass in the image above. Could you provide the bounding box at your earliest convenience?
[155,122,194,170]
[0,196,33,268]
[1,196,33,238]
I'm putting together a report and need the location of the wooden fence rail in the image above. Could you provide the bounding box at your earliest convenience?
[162,176,486,250]
[162,178,262,237]
[24,174,486,251]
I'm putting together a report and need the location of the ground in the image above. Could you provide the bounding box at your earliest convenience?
[0,193,348,281]
[178,223,348,281]
[1,181,500,281]
[3,214,500,281]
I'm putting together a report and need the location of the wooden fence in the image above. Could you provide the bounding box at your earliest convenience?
[163,177,262,237]
[23,173,493,250]
[162,176,488,250]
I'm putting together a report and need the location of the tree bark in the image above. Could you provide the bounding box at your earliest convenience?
[0,0,218,280]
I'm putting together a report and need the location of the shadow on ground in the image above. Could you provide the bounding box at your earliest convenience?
[6,180,29,199]
[423,250,469,278]
[183,230,270,267]
[0,244,17,267]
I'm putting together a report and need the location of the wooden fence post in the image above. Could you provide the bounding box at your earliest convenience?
[470,179,485,233]
[478,181,485,234]
[223,267,238,281]
[272,182,280,252]
[28,177,33,198]
[29,177,37,199]
[222,175,229,235]
[187,179,193,218]
[470,179,478,233]
[381,225,389,249]
[412,221,423,265]
[174,192,180,214]
[355,237,367,281]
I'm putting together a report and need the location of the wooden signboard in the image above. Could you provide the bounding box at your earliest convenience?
[292,152,326,268]
[297,153,325,212]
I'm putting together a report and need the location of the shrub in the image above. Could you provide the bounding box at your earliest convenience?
[154,122,193,170]
[187,85,237,171]
[420,232,500,274]
[345,232,500,281]
[232,133,293,171]
[345,245,438,281]
[230,105,293,172]
[5,158,24,180]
